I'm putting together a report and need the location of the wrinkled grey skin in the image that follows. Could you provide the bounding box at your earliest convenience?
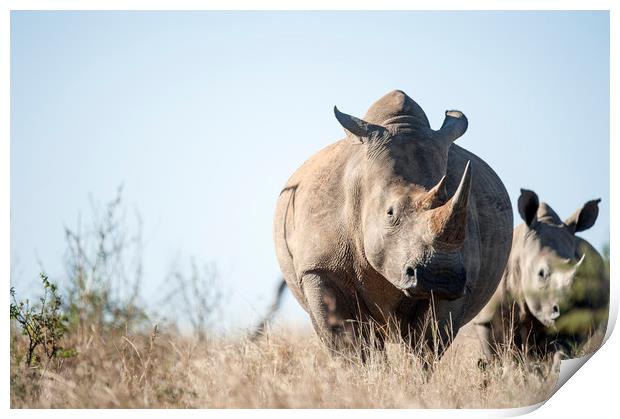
[273,90,513,358]
[473,189,601,359]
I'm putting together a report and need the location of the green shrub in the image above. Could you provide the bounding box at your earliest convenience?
[10,273,77,367]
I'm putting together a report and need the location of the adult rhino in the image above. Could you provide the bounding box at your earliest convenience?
[473,189,608,360]
[273,90,513,359]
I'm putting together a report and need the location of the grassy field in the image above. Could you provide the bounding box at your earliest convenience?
[10,192,603,409]
[10,322,564,409]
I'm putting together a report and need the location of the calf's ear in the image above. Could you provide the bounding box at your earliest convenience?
[334,106,387,143]
[565,199,601,234]
[518,189,539,227]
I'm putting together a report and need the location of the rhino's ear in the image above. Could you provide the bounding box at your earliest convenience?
[334,106,387,143]
[518,188,539,227]
[435,110,468,144]
[564,199,601,234]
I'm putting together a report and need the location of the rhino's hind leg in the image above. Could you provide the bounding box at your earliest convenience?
[301,272,381,362]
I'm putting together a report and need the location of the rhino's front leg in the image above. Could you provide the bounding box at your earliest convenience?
[424,299,464,361]
[301,272,381,361]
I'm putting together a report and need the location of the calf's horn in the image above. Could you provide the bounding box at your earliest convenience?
[429,161,472,247]
[574,254,586,270]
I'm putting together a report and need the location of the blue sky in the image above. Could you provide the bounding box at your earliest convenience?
[10,11,609,331]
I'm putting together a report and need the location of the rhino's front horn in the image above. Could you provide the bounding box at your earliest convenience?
[429,161,472,248]
[435,110,468,144]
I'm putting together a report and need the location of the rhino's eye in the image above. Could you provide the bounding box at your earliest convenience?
[387,207,394,217]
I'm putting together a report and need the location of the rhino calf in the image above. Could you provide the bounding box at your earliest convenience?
[273,90,513,360]
[473,189,608,361]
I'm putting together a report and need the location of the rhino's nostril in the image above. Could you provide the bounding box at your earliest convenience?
[405,267,416,278]
[552,305,559,313]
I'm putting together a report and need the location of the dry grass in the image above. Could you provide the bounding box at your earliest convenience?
[10,322,559,409]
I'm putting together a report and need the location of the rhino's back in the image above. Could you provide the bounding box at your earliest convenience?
[445,144,513,323]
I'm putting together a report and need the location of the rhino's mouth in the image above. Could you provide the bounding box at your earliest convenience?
[538,317,556,328]
[400,273,467,301]
[403,285,466,301]
[534,312,558,328]
[400,263,467,301]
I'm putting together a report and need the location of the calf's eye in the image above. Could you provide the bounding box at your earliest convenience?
[538,269,546,280]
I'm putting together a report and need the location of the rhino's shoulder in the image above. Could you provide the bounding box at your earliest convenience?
[474,277,529,327]
[285,138,358,189]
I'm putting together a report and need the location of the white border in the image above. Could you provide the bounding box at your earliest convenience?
[0,0,615,11]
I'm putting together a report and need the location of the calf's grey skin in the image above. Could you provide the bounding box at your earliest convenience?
[272,90,513,358]
[473,189,603,360]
